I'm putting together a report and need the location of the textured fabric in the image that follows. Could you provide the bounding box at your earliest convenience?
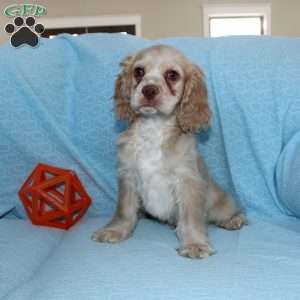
[1,215,300,300]
[0,33,149,217]
[197,37,300,217]
[1,34,300,299]
[1,34,300,219]
[276,131,300,216]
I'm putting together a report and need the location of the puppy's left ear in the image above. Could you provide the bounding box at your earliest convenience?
[177,64,211,133]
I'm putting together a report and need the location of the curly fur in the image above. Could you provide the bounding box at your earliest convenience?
[177,64,211,133]
[114,55,137,123]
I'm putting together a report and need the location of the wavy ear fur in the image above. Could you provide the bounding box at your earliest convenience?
[177,64,211,133]
[114,55,137,123]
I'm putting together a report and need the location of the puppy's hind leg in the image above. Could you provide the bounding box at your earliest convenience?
[206,181,247,230]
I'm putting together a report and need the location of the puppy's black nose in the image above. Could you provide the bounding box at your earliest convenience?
[142,84,159,100]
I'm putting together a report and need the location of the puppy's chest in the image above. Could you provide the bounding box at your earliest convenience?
[128,122,178,222]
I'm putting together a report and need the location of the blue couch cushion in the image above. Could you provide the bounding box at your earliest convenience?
[1,215,300,300]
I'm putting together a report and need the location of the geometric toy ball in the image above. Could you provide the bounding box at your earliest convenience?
[18,163,91,230]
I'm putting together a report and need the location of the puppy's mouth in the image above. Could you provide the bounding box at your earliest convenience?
[136,98,161,115]
[138,106,158,115]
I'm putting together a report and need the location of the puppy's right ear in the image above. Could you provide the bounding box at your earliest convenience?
[114,54,137,123]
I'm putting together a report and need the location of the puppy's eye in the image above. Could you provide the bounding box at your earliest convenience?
[165,70,180,82]
[134,67,145,80]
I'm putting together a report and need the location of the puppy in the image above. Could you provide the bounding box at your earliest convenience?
[92,45,246,259]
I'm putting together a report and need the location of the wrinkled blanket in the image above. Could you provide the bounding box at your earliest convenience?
[0,34,300,219]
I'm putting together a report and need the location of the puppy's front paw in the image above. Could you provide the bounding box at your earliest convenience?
[177,243,215,259]
[218,213,247,230]
[91,228,125,243]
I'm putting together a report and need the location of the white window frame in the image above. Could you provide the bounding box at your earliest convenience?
[202,3,271,37]
[42,14,142,37]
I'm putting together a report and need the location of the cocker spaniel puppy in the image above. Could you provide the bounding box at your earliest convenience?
[92,45,246,259]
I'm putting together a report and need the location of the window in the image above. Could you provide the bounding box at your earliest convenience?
[41,15,141,39]
[202,4,271,37]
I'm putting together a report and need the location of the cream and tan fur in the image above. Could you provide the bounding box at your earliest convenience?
[92,45,246,259]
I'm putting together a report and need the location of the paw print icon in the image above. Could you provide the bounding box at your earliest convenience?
[5,16,44,47]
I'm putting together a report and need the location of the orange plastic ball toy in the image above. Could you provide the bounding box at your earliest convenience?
[18,163,91,230]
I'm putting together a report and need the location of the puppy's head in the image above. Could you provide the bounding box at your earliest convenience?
[114,45,211,133]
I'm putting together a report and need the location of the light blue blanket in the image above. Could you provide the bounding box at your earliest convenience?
[0,33,149,217]
[1,33,300,219]
[1,34,300,300]
[1,215,300,300]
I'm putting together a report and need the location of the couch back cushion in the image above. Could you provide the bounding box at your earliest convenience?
[1,34,300,219]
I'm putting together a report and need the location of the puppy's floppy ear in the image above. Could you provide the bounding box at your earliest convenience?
[114,54,137,123]
[177,64,211,133]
